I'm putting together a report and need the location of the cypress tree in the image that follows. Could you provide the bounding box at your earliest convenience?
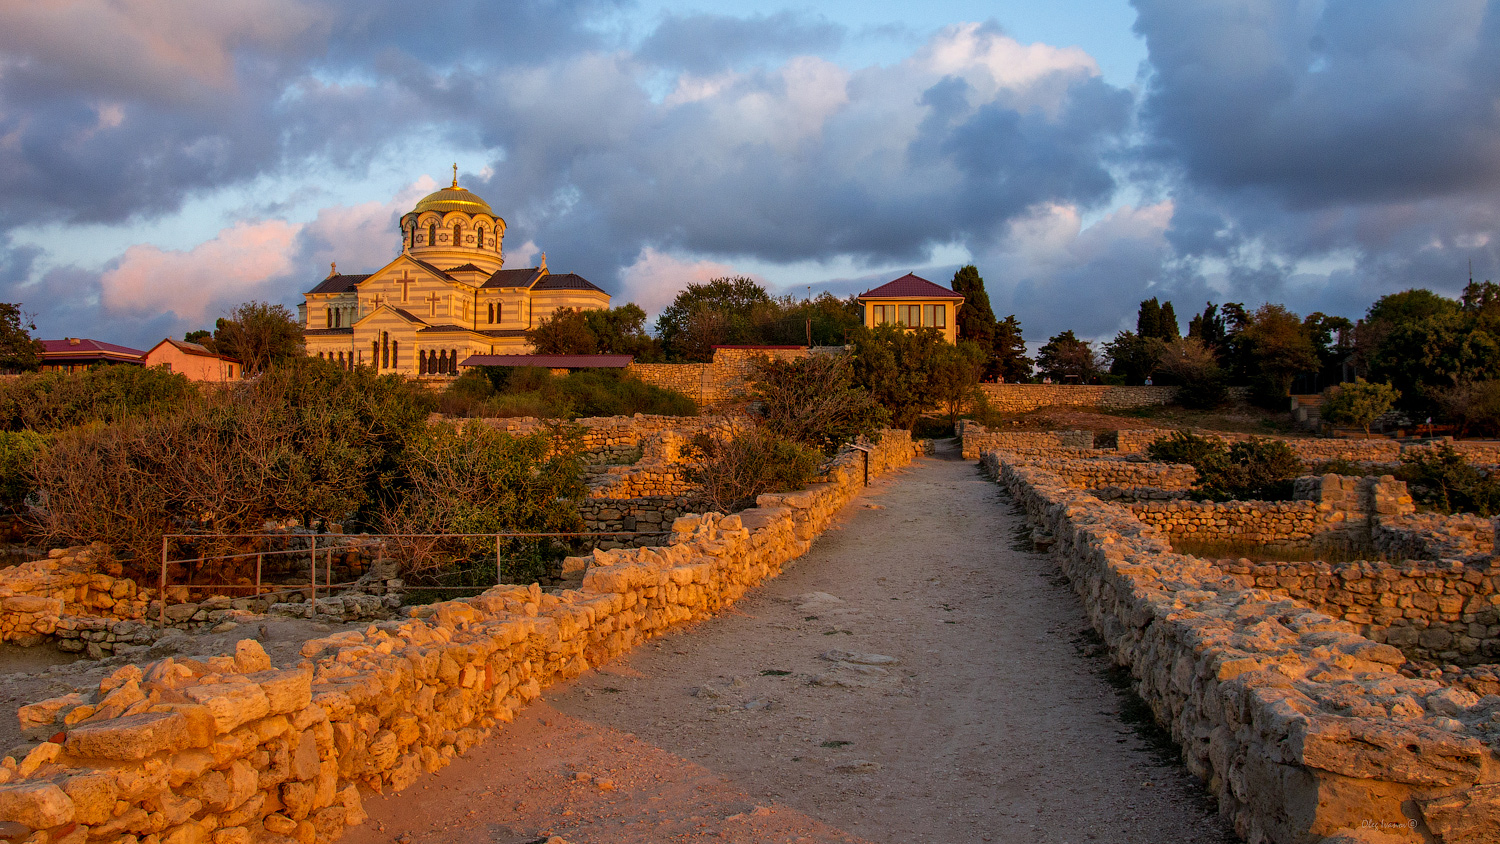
[1137,298,1162,339]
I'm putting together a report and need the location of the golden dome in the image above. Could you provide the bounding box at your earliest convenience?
[412,185,493,216]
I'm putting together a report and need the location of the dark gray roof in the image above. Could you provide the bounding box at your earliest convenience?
[482,268,544,289]
[531,272,604,292]
[304,328,355,336]
[307,273,370,295]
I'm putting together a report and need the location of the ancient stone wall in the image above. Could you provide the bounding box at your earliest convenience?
[1375,513,1497,562]
[629,347,809,408]
[982,451,1500,844]
[472,413,737,461]
[0,431,919,844]
[1211,558,1500,666]
[958,425,1094,459]
[976,384,1178,413]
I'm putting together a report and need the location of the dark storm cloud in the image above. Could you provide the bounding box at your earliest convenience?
[0,0,615,228]
[636,12,846,74]
[1136,0,1500,206]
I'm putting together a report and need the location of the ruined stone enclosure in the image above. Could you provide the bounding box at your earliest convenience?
[983,442,1500,844]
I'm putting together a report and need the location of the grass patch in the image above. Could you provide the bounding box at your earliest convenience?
[760,669,792,676]
[820,740,851,748]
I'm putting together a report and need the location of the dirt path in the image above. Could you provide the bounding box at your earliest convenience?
[346,442,1238,844]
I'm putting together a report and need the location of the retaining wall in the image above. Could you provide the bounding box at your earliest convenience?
[0,432,920,844]
[976,384,1178,413]
[984,451,1500,844]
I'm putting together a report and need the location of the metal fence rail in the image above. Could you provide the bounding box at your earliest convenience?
[156,530,666,626]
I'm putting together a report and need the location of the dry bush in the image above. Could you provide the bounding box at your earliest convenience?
[686,427,821,513]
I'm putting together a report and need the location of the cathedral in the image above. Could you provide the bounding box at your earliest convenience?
[300,168,610,376]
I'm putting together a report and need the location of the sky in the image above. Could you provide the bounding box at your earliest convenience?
[1,0,1498,350]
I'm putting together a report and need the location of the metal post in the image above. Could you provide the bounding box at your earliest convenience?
[496,534,503,586]
[255,553,263,596]
[159,536,168,627]
[326,539,333,593]
[310,535,317,607]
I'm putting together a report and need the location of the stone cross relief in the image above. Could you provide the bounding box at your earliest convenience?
[397,271,413,303]
[427,291,442,317]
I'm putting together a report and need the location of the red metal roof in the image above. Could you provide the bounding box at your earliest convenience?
[710,345,805,350]
[858,273,964,300]
[460,354,634,368]
[40,338,145,361]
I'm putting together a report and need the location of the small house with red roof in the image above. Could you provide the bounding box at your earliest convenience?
[856,273,965,343]
[39,338,145,373]
[143,338,242,382]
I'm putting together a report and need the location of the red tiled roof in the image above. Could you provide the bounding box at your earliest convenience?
[858,273,964,300]
[40,338,145,361]
[460,354,633,368]
[711,345,805,350]
[145,338,242,364]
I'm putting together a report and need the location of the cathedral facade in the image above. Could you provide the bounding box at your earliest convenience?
[300,171,609,376]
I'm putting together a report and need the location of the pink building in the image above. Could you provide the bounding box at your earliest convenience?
[142,339,242,382]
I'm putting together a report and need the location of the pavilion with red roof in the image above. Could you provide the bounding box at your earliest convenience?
[39,338,145,373]
[856,273,965,343]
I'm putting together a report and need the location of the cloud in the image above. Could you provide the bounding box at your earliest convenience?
[637,11,845,74]
[100,219,302,324]
[618,248,742,317]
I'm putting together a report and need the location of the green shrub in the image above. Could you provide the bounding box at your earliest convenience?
[0,430,45,512]
[1321,378,1400,435]
[750,354,887,455]
[380,421,587,583]
[1397,444,1500,516]
[1196,438,1304,501]
[1147,430,1303,501]
[1146,430,1223,466]
[687,427,822,512]
[438,368,696,419]
[0,365,198,432]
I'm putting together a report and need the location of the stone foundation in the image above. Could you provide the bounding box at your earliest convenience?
[983,450,1500,844]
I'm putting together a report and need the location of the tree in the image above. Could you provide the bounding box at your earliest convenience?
[1239,304,1317,407]
[655,277,774,361]
[850,325,947,429]
[0,304,41,373]
[951,265,996,350]
[929,340,986,427]
[527,309,597,355]
[1434,380,1500,437]
[214,301,304,375]
[184,330,216,351]
[1036,331,1098,383]
[1103,331,1161,385]
[1137,298,1161,339]
[1155,337,1227,408]
[1158,301,1180,340]
[1187,302,1226,350]
[992,315,1032,381]
[1321,378,1400,437]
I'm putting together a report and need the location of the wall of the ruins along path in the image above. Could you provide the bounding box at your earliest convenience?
[0,431,920,844]
[629,347,810,408]
[981,450,1500,844]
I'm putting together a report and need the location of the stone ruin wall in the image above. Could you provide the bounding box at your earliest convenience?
[1212,558,1500,666]
[976,384,1179,414]
[0,431,920,844]
[982,450,1500,844]
[629,346,810,408]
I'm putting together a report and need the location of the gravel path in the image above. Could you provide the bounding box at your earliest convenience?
[345,441,1239,844]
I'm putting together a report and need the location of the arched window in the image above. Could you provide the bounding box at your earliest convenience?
[325,307,332,328]
[453,222,462,247]
[451,349,458,373]
[428,222,436,246]
[372,340,379,365]
[476,225,486,249]
[406,225,414,249]
[487,303,494,324]
[391,341,399,369]
[380,332,389,368]
[436,350,446,374]
[420,349,429,374]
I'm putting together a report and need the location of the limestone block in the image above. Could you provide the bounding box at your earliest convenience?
[249,670,313,715]
[61,771,117,824]
[65,711,190,761]
[1420,782,1500,844]
[184,684,270,734]
[0,782,72,832]
[233,640,272,673]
